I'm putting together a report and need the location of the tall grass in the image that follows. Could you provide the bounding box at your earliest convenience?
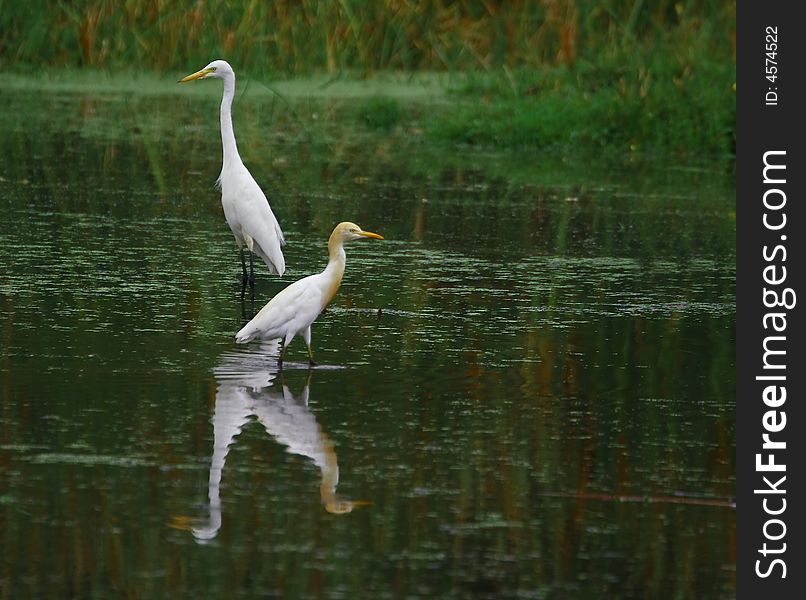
[1,1,735,75]
[433,36,737,155]
[0,1,735,155]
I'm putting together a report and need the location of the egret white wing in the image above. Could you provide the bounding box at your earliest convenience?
[230,167,285,275]
[235,275,324,343]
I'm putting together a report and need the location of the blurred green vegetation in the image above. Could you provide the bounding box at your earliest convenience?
[435,58,735,154]
[1,0,736,155]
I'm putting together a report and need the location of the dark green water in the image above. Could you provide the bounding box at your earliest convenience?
[0,83,735,599]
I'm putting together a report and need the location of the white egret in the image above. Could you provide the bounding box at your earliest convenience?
[235,222,384,365]
[180,60,285,285]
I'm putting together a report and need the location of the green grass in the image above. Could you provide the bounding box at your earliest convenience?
[433,61,735,155]
[358,96,403,131]
[1,1,735,156]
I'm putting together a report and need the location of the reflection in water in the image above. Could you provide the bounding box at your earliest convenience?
[177,342,365,543]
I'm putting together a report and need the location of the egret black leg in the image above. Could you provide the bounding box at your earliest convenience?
[248,252,256,287]
[240,248,249,285]
[240,294,254,320]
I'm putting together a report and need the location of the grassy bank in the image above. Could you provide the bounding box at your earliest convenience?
[5,62,735,158]
[1,1,735,156]
[434,60,735,156]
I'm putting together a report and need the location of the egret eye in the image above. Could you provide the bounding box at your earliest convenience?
[209,66,217,72]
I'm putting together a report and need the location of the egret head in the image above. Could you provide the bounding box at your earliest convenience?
[179,60,234,83]
[332,222,385,243]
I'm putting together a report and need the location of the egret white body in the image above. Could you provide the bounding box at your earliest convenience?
[180,60,285,281]
[235,222,383,363]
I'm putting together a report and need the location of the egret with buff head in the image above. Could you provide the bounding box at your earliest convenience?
[180,60,285,287]
[235,222,384,365]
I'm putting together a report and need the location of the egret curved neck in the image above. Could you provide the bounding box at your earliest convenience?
[219,74,242,168]
[321,237,347,302]
[325,239,346,277]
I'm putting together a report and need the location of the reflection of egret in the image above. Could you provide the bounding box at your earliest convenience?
[171,344,366,543]
[179,60,285,286]
[236,222,383,365]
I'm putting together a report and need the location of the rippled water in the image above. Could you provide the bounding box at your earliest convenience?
[0,83,735,598]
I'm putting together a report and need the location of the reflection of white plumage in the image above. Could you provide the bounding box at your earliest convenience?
[171,344,365,543]
[235,222,383,364]
[180,60,285,283]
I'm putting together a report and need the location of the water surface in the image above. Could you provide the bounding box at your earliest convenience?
[0,81,735,598]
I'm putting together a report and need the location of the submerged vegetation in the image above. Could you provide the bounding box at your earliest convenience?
[1,1,736,154]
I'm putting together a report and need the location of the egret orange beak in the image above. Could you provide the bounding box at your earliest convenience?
[324,499,373,514]
[358,231,384,240]
[168,515,195,530]
[179,68,213,83]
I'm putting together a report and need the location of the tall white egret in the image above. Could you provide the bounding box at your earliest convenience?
[180,60,285,285]
[235,222,384,365]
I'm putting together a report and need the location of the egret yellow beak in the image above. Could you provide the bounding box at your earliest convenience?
[324,499,373,514]
[179,68,213,83]
[359,231,384,240]
[168,515,195,530]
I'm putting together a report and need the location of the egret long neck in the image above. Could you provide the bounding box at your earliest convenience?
[219,73,241,168]
[322,235,347,305]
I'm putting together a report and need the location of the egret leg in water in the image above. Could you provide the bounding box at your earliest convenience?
[240,281,256,310]
[238,250,256,299]
[304,327,317,366]
[276,330,314,368]
[249,251,255,286]
[180,60,286,284]
[236,222,384,366]
[239,248,248,285]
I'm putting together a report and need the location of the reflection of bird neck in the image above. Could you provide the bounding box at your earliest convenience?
[319,434,367,515]
[319,435,346,513]
[219,72,241,170]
